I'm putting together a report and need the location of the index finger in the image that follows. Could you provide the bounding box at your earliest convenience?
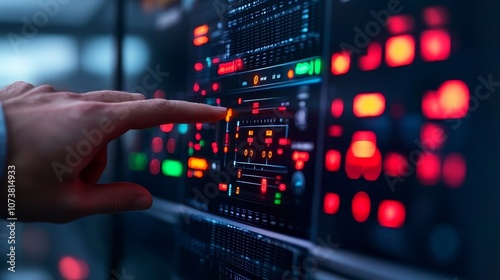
[110,98,227,132]
[80,90,145,103]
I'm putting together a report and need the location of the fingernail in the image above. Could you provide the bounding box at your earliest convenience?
[132,195,152,210]
[132,93,145,99]
[215,106,227,112]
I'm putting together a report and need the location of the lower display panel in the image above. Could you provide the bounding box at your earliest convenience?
[179,214,310,280]
[143,200,454,280]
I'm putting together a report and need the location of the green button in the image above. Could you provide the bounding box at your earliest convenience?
[129,152,147,171]
[295,62,310,75]
[162,159,183,177]
[308,60,314,75]
[274,199,281,205]
[314,58,321,75]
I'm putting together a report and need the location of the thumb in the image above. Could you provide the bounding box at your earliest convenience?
[79,182,153,215]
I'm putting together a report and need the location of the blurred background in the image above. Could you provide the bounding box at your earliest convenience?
[0,1,186,279]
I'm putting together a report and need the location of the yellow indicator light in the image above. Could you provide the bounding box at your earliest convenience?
[225,108,233,122]
[187,157,208,171]
[352,141,376,158]
[193,170,203,178]
[193,24,208,37]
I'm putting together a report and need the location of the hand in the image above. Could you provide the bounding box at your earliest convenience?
[0,82,227,222]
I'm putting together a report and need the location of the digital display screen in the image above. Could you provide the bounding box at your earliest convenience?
[184,0,324,238]
[124,0,500,278]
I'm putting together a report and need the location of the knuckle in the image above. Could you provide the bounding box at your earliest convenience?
[82,92,103,101]
[59,91,80,99]
[13,81,34,88]
[33,84,55,93]
[149,98,171,111]
[42,91,77,101]
[79,101,107,114]
[9,81,34,92]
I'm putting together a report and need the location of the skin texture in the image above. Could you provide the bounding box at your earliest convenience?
[0,81,227,223]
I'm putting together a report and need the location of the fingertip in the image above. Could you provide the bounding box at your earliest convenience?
[121,185,152,211]
[83,182,153,214]
[132,194,153,210]
[214,106,228,112]
[131,93,146,100]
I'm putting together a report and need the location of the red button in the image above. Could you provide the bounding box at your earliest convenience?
[378,200,406,228]
[325,150,341,172]
[324,193,340,214]
[352,192,371,222]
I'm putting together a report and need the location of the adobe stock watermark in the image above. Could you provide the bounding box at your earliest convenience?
[385,73,500,192]
[181,159,238,223]
[111,267,136,280]
[212,0,250,21]
[51,112,125,182]
[339,0,403,55]
[282,235,341,280]
[51,64,169,182]
[446,74,500,130]
[212,0,230,21]
[7,0,73,53]
[130,65,170,95]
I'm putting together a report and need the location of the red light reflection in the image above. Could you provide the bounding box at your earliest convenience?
[152,137,163,153]
[346,131,381,181]
[150,159,161,175]
[359,42,382,71]
[417,153,441,185]
[160,123,174,133]
[422,80,469,119]
[420,123,446,150]
[353,93,385,117]
[384,152,408,177]
[421,29,451,62]
[59,256,89,280]
[423,6,449,27]
[331,99,344,118]
[324,193,340,214]
[352,192,371,222]
[387,15,414,34]
[443,153,466,188]
[331,52,350,75]
[325,150,341,172]
[386,35,415,67]
[378,200,406,228]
